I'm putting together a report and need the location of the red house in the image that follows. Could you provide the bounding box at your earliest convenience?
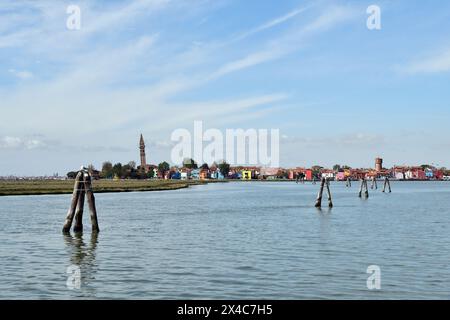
[434,170,444,180]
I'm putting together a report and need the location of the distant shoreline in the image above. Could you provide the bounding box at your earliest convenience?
[0,178,448,197]
[0,179,224,197]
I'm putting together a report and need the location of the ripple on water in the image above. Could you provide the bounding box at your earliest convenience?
[0,182,449,299]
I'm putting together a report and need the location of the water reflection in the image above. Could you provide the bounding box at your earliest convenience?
[63,232,99,296]
[316,207,332,215]
[316,207,332,240]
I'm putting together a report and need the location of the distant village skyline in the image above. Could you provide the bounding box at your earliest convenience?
[1,1,450,175]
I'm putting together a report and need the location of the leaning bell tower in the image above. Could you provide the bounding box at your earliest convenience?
[139,134,147,169]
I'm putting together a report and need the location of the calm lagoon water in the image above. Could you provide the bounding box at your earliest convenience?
[0,181,449,299]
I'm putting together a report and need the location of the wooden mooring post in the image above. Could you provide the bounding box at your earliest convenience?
[315,178,333,208]
[84,172,100,232]
[358,178,369,198]
[73,182,85,233]
[325,179,333,208]
[63,167,100,233]
[371,176,378,190]
[382,177,392,193]
[346,178,352,187]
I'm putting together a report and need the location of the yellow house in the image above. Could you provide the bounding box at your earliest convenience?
[242,170,252,180]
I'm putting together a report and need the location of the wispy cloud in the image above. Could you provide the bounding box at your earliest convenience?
[8,69,33,79]
[232,5,313,42]
[0,135,56,150]
[1,2,356,138]
[211,50,283,78]
[403,48,450,74]
[210,5,356,78]
[281,133,385,148]
[77,0,170,39]
[0,134,131,153]
[136,93,290,132]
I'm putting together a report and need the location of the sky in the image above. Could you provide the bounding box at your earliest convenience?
[1,0,450,176]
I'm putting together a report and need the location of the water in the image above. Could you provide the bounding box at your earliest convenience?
[0,181,449,299]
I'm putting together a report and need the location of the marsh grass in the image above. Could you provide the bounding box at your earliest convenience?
[0,179,209,196]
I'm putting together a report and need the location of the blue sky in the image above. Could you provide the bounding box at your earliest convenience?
[1,0,450,175]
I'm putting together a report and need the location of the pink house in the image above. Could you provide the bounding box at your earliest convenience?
[336,172,346,181]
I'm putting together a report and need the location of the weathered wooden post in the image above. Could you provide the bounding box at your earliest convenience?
[315,178,326,207]
[315,178,333,208]
[359,178,369,198]
[364,179,369,198]
[326,179,333,208]
[371,176,378,190]
[382,177,392,193]
[83,171,100,233]
[346,178,352,187]
[63,171,84,233]
[73,183,85,233]
[62,167,99,233]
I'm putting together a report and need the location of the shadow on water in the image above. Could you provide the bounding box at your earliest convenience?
[63,231,99,297]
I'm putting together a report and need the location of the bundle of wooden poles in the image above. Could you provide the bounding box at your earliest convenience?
[359,178,370,198]
[62,168,100,233]
[315,177,333,208]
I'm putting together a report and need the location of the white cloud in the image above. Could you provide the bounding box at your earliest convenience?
[8,69,34,79]
[0,1,357,173]
[81,0,170,36]
[211,49,283,78]
[0,135,132,152]
[132,93,290,133]
[0,136,48,149]
[302,5,356,33]
[232,5,313,42]
[210,5,356,79]
[0,136,22,149]
[404,49,450,74]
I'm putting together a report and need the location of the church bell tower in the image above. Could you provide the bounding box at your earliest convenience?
[139,134,147,169]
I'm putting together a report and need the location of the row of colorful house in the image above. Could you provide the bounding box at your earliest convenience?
[161,166,450,181]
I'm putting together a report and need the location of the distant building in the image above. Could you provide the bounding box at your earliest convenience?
[180,172,189,180]
[138,134,152,173]
[321,169,335,180]
[191,169,200,180]
[259,167,280,179]
[199,169,209,180]
[140,134,146,167]
[336,172,346,181]
[210,168,224,179]
[375,158,383,172]
[293,168,313,181]
[425,168,434,179]
[405,167,426,180]
[242,170,252,180]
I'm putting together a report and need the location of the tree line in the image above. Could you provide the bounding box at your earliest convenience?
[67,158,232,179]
